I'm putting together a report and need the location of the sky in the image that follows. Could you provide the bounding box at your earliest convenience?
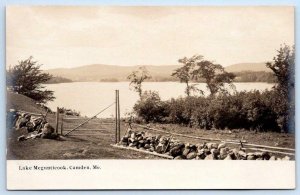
[6,6,294,70]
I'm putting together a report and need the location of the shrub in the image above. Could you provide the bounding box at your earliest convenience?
[133,91,169,123]
[133,90,287,132]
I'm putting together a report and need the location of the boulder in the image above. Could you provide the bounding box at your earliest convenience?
[130,132,136,139]
[204,154,214,160]
[238,151,247,160]
[174,155,185,160]
[182,148,190,157]
[262,152,271,160]
[186,152,197,160]
[155,144,167,154]
[170,145,183,157]
[269,156,276,160]
[211,148,220,158]
[144,144,151,149]
[41,123,55,139]
[218,143,226,149]
[224,155,233,160]
[247,155,256,160]
[206,142,218,150]
[219,148,229,159]
[282,156,291,161]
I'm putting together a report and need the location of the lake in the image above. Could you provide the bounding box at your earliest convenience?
[45,82,274,118]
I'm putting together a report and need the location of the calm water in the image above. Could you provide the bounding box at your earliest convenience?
[45,82,274,118]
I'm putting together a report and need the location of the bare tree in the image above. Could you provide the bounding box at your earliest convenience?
[127,66,152,98]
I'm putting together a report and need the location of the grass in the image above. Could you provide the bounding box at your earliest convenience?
[6,91,295,160]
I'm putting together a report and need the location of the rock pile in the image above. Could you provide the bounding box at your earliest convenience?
[7,109,59,141]
[118,129,291,160]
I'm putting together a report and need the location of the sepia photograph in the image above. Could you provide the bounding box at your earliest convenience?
[5,5,295,189]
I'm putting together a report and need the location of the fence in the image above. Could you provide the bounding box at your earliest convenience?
[55,90,121,141]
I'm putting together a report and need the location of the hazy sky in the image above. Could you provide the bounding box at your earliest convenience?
[6,6,294,69]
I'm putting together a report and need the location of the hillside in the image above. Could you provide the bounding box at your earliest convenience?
[224,62,271,72]
[45,64,180,82]
[6,91,48,114]
[44,62,272,82]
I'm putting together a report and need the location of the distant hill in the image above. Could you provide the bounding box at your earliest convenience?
[44,62,273,82]
[45,64,181,82]
[224,62,271,72]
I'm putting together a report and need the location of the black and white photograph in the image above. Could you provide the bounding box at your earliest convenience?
[5,6,295,189]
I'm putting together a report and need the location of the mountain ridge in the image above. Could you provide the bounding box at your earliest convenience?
[44,62,271,82]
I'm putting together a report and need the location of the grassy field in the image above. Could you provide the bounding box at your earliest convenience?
[6,91,295,160]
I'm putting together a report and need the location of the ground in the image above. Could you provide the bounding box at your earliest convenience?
[6,91,295,160]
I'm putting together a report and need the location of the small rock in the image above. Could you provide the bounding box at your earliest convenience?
[17,135,26,141]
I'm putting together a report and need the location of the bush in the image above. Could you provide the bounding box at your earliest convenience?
[133,90,285,132]
[133,91,169,123]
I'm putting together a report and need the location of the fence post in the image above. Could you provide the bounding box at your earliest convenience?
[55,107,59,134]
[115,90,118,144]
[117,90,121,142]
[61,114,64,135]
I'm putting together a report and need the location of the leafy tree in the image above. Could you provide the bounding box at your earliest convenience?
[266,44,295,132]
[266,44,295,95]
[127,66,152,98]
[192,57,236,96]
[6,56,55,103]
[172,55,203,96]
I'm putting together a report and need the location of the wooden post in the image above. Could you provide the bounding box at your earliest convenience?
[117,90,121,142]
[55,107,59,134]
[115,90,118,144]
[61,115,64,135]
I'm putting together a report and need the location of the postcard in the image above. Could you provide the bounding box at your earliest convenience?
[6,6,295,189]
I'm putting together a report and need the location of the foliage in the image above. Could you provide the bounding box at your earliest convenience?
[133,90,285,132]
[133,91,169,123]
[172,55,236,96]
[172,55,204,96]
[234,71,276,83]
[127,66,152,98]
[265,44,295,133]
[45,76,73,84]
[192,59,236,96]
[7,56,55,103]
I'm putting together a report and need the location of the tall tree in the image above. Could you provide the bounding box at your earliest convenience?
[266,44,295,132]
[127,66,152,98]
[266,44,295,95]
[192,57,236,96]
[7,56,55,103]
[172,55,203,96]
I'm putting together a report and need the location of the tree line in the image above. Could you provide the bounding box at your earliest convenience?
[129,45,295,133]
